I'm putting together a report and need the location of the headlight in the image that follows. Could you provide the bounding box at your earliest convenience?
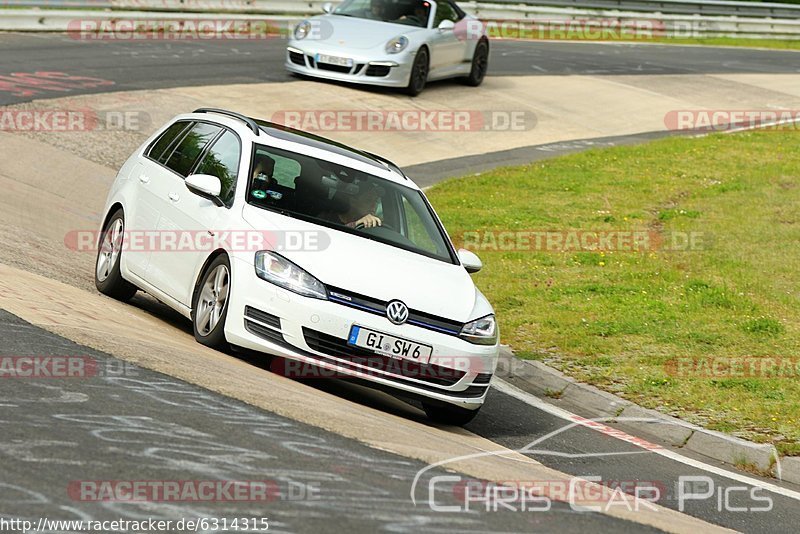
[386,35,409,54]
[294,20,312,40]
[460,314,497,345]
[254,251,327,299]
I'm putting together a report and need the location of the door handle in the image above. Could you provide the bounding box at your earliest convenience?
[138,174,150,184]
[168,192,180,202]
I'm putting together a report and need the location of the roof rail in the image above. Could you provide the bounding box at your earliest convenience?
[364,151,407,179]
[193,108,260,135]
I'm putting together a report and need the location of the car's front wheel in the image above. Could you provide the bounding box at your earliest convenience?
[95,208,138,301]
[192,254,231,350]
[463,39,489,87]
[422,402,480,426]
[405,47,429,97]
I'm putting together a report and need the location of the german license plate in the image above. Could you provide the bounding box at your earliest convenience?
[348,325,432,364]
[316,53,353,67]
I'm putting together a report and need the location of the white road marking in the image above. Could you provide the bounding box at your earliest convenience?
[493,378,800,502]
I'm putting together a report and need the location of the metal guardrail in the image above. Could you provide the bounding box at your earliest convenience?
[1,0,798,39]
[1,0,799,18]
[485,0,800,19]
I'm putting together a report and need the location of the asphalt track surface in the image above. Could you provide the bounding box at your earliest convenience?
[3,33,800,532]
[1,32,800,105]
[0,310,660,533]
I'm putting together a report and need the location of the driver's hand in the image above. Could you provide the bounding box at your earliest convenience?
[356,214,382,228]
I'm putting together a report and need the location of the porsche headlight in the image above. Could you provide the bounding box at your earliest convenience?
[294,20,312,40]
[460,314,498,345]
[386,35,409,54]
[254,251,327,299]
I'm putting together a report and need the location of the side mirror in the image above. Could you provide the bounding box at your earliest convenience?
[438,19,455,31]
[185,174,223,206]
[458,248,482,273]
[322,2,334,13]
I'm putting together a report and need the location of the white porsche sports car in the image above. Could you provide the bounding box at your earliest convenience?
[95,109,499,425]
[285,0,489,95]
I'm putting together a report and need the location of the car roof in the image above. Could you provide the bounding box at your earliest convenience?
[176,108,415,188]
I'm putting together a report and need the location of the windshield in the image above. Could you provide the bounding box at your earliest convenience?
[246,143,456,263]
[334,0,433,28]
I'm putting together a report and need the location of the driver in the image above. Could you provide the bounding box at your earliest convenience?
[398,2,430,26]
[368,0,387,20]
[322,183,383,229]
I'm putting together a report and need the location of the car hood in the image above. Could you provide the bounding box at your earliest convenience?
[309,14,426,50]
[241,204,477,322]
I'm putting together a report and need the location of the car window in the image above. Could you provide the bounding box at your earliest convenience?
[164,122,222,177]
[334,0,431,27]
[194,130,241,207]
[401,196,438,254]
[247,143,455,264]
[147,121,191,162]
[433,0,459,26]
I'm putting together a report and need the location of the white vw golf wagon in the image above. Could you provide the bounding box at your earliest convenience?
[95,108,498,425]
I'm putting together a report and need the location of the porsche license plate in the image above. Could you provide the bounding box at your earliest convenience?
[316,53,353,67]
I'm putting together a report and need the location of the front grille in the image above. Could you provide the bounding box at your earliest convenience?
[303,327,466,386]
[317,63,352,74]
[289,51,305,66]
[365,64,391,77]
[326,286,464,336]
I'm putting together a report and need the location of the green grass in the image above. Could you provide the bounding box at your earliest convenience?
[645,38,800,50]
[511,36,800,51]
[428,130,800,455]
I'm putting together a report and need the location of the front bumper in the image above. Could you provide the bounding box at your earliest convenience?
[285,44,414,88]
[225,255,498,410]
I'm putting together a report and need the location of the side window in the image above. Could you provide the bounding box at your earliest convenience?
[401,196,438,254]
[248,147,303,210]
[251,148,302,190]
[433,1,458,26]
[164,122,222,177]
[147,121,191,162]
[194,130,241,207]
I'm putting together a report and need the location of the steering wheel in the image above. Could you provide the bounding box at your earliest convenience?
[355,222,396,232]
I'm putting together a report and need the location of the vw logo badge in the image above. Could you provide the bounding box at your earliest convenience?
[386,300,409,325]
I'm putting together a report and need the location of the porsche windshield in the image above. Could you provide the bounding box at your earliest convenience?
[334,0,432,28]
[246,143,456,264]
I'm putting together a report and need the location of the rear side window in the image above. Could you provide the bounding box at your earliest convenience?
[195,130,241,207]
[164,122,222,177]
[147,121,191,162]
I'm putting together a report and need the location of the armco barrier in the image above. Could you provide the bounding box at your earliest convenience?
[1,0,799,39]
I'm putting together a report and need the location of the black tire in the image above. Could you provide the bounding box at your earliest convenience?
[94,208,138,301]
[405,47,429,97]
[192,254,232,350]
[422,402,480,426]
[463,39,489,87]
